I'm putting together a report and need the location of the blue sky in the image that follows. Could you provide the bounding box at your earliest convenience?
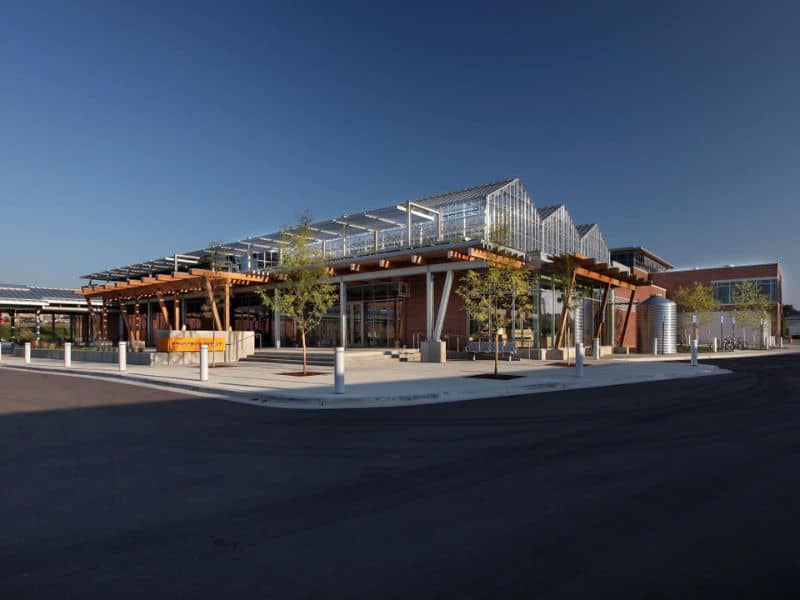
[2,1,798,302]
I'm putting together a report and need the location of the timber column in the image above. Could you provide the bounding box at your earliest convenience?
[173,296,180,331]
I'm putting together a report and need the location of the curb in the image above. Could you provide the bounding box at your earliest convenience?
[0,359,732,410]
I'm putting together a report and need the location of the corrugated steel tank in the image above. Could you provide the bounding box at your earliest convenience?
[572,303,583,346]
[637,295,677,354]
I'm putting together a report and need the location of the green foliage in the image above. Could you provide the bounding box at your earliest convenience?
[674,283,719,327]
[731,280,772,328]
[256,214,337,372]
[552,254,585,314]
[456,254,536,374]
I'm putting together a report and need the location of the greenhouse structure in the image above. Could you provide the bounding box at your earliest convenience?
[74,178,656,360]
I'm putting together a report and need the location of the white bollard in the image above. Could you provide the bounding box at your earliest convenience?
[691,338,698,367]
[334,346,345,394]
[575,342,584,378]
[780,337,784,349]
[24,342,31,364]
[712,337,718,353]
[64,342,72,367]
[118,341,127,371]
[592,337,600,360]
[653,337,659,356]
[199,344,209,381]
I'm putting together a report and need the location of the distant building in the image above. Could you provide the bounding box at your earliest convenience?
[786,309,800,339]
[650,264,783,343]
[610,246,674,276]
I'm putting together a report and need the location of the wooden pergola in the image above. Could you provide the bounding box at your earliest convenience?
[75,269,271,340]
[541,254,650,348]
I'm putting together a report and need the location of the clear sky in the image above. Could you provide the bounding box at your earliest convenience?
[2,1,798,302]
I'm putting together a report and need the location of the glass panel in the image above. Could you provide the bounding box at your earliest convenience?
[349,302,363,346]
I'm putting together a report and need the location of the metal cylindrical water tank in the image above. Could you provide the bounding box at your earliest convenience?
[637,296,677,354]
[572,303,583,347]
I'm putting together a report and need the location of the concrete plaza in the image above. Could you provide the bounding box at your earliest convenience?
[0,347,782,408]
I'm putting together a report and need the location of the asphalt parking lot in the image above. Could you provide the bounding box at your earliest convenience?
[2,353,800,598]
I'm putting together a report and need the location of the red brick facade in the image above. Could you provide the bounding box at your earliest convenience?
[650,264,783,334]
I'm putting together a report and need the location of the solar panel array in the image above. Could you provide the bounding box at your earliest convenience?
[0,284,87,305]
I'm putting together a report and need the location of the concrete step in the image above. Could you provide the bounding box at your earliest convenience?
[242,348,422,366]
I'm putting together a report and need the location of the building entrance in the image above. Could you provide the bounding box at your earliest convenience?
[345,282,407,347]
[346,298,404,347]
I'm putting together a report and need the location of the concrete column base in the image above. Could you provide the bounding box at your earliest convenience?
[420,340,447,363]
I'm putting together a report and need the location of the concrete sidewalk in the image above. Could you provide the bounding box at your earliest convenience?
[0,351,737,409]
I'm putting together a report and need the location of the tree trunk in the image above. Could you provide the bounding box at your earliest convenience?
[301,329,307,375]
[494,331,499,377]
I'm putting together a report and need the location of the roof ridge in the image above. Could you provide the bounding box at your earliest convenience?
[406,178,516,204]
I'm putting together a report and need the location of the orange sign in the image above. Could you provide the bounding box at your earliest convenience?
[156,337,226,353]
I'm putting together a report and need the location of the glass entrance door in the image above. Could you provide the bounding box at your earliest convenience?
[365,300,397,347]
[349,302,363,346]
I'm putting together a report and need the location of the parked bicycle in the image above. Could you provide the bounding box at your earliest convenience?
[720,336,745,351]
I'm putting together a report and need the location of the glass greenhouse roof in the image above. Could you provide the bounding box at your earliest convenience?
[82,178,620,282]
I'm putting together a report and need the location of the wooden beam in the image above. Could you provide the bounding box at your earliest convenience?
[446,249,474,262]
[156,293,172,330]
[594,283,611,339]
[119,304,132,338]
[203,277,223,331]
[85,297,96,340]
[619,291,635,347]
[573,266,636,291]
[189,268,269,283]
[467,247,524,268]
[224,282,231,331]
[555,269,577,348]
[173,296,181,330]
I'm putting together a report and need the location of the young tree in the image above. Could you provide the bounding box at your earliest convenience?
[673,282,719,341]
[732,280,772,345]
[552,253,586,365]
[457,258,535,377]
[256,215,337,374]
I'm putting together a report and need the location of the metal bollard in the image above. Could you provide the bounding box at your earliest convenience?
[592,337,600,360]
[64,342,72,367]
[691,338,698,367]
[118,342,127,371]
[575,342,584,378]
[712,337,718,353]
[780,337,784,349]
[334,346,345,394]
[653,337,659,356]
[24,342,31,364]
[199,344,209,382]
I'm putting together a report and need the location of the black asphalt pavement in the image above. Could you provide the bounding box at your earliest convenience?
[2,353,800,598]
